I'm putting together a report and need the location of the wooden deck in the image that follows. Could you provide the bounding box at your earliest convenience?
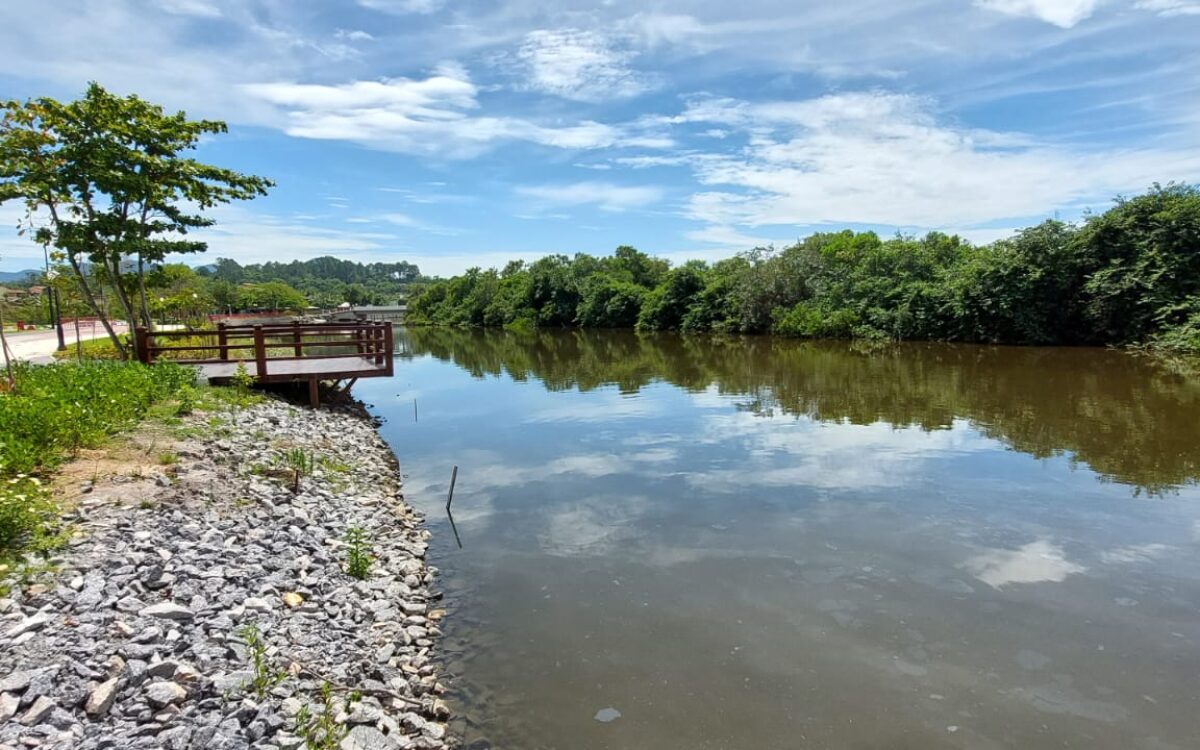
[136,322,394,406]
[196,355,389,381]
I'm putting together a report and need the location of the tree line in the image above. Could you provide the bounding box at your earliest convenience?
[205,257,422,308]
[408,184,1200,352]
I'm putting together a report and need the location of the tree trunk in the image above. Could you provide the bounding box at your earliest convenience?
[105,254,141,360]
[137,253,151,330]
[64,251,127,359]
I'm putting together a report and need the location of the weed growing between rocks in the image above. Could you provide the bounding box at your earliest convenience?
[238,622,286,699]
[345,526,373,580]
[295,682,346,750]
[281,448,314,493]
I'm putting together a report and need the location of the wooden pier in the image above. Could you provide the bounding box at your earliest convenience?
[135,321,393,406]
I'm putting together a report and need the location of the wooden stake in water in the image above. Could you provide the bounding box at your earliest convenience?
[413,398,418,423]
[445,465,458,512]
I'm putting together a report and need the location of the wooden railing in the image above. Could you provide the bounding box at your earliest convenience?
[135,321,394,379]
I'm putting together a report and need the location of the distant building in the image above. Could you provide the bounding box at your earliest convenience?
[0,286,46,302]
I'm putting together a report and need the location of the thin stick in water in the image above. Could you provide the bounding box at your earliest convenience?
[445,465,458,511]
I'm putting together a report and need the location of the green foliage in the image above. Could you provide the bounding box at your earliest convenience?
[0,476,61,564]
[344,526,373,580]
[404,185,1200,352]
[231,362,256,395]
[237,622,286,699]
[0,82,272,358]
[209,256,421,308]
[0,361,195,477]
[295,682,346,750]
[281,448,315,493]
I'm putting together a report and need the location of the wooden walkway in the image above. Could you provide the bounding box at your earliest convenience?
[136,322,394,406]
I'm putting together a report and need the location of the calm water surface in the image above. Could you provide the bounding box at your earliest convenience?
[359,328,1200,750]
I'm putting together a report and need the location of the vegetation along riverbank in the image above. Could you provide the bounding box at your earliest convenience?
[407,184,1200,354]
[0,363,451,749]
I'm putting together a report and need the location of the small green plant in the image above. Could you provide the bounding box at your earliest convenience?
[345,526,373,580]
[0,477,62,568]
[238,622,285,698]
[157,452,178,466]
[282,448,315,493]
[318,455,351,474]
[174,386,196,416]
[295,682,346,750]
[231,362,256,394]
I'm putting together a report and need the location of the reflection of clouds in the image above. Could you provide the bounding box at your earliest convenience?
[525,393,662,423]
[538,495,648,557]
[471,454,625,489]
[964,540,1085,588]
[687,414,990,491]
[685,384,737,410]
[1100,543,1172,564]
[628,447,678,463]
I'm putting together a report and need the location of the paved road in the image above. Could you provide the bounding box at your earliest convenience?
[2,322,128,363]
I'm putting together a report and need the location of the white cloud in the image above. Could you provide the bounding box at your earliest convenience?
[334,29,375,42]
[516,181,664,212]
[243,69,627,156]
[192,205,399,264]
[975,0,1103,27]
[357,0,444,14]
[154,0,222,17]
[674,91,1200,231]
[684,225,783,249]
[516,29,652,102]
[1134,0,1200,15]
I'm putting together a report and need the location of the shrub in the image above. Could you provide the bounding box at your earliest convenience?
[0,361,196,477]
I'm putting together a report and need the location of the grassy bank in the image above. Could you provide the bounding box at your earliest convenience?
[0,361,196,564]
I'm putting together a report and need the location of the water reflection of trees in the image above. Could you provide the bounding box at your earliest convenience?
[399,327,1200,493]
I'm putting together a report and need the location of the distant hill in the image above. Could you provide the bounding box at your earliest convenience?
[0,269,39,284]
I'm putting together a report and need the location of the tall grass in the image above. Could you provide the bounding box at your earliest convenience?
[0,361,195,560]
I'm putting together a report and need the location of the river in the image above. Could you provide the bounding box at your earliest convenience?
[359,328,1200,749]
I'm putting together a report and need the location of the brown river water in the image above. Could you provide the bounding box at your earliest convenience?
[360,328,1200,750]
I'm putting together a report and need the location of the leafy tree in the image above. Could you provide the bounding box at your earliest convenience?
[1075,183,1200,344]
[238,281,307,312]
[0,83,272,358]
[577,277,646,327]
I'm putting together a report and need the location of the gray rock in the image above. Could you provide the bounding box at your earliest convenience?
[3,613,50,639]
[138,603,194,621]
[0,670,39,693]
[341,725,399,750]
[18,695,55,725]
[0,692,18,722]
[144,681,187,708]
[85,677,121,717]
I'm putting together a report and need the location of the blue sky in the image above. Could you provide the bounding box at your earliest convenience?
[1,0,1199,276]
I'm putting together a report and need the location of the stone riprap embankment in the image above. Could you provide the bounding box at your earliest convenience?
[0,399,452,750]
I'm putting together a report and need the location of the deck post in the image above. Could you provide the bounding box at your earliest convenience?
[373,322,384,366]
[253,325,267,379]
[354,326,364,355]
[217,322,229,362]
[308,377,320,408]
[135,327,152,364]
[292,321,302,357]
[383,322,394,376]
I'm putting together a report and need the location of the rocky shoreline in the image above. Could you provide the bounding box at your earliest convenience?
[0,398,453,749]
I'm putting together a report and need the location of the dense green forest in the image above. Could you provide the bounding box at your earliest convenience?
[407,184,1200,352]
[205,256,422,307]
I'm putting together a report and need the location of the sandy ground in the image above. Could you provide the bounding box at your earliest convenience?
[0,322,128,363]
